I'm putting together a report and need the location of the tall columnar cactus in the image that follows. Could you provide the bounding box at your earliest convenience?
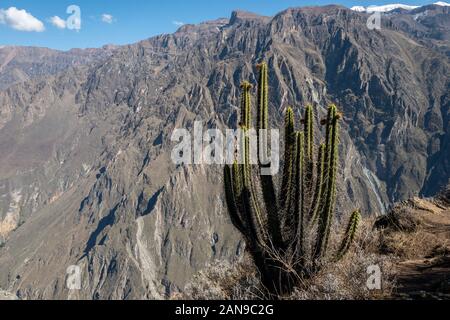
[224,62,361,296]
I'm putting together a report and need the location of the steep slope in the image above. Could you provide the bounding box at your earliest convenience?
[0,46,115,90]
[0,5,448,299]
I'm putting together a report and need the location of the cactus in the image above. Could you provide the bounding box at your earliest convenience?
[223,62,360,296]
[335,210,361,261]
[240,81,252,128]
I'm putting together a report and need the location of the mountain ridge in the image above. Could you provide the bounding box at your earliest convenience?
[0,45,116,90]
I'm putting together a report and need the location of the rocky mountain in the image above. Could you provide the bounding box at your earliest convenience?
[0,45,115,90]
[0,4,448,299]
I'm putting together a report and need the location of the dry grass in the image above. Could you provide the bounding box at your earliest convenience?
[379,228,442,259]
[288,218,396,300]
[288,251,395,300]
[376,200,450,259]
[174,256,263,300]
[179,217,396,300]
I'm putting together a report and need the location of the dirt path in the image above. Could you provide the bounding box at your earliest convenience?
[393,205,450,299]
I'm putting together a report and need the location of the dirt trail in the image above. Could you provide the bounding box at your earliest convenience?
[390,201,450,299]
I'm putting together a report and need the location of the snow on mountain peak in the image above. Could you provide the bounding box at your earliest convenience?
[433,1,450,6]
[351,2,450,13]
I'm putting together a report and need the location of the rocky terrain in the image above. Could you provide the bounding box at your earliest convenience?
[0,45,116,90]
[0,4,448,299]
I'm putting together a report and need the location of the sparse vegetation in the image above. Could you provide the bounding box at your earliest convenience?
[223,62,361,296]
[180,218,396,300]
[178,258,262,300]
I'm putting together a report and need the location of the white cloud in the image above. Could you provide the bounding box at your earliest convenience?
[0,7,45,32]
[172,20,184,27]
[50,16,66,29]
[101,14,114,24]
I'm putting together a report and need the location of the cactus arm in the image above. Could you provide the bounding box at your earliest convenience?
[224,164,247,236]
[232,161,242,201]
[260,173,282,247]
[279,107,296,246]
[335,210,361,261]
[256,63,269,133]
[309,143,326,224]
[279,107,296,212]
[285,131,302,238]
[315,105,339,260]
[293,132,305,261]
[317,105,333,212]
[241,126,268,245]
[256,62,282,248]
[305,105,314,161]
[304,105,314,192]
[231,161,247,229]
[228,160,260,250]
[240,186,262,250]
[240,82,252,128]
[238,136,262,248]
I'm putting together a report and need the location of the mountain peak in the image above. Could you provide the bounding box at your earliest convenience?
[229,10,268,24]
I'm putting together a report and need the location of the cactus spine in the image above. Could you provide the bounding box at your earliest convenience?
[224,62,360,295]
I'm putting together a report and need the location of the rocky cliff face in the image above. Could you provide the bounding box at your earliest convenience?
[0,5,448,299]
[0,45,115,90]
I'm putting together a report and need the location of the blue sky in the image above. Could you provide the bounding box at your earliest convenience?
[0,0,439,50]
